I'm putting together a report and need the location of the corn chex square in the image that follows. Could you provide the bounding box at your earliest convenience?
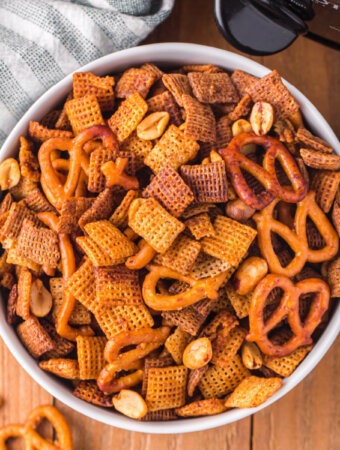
[66,259,98,313]
[65,94,105,134]
[224,376,282,408]
[188,72,239,104]
[76,336,107,380]
[116,67,157,98]
[73,72,115,111]
[201,215,257,266]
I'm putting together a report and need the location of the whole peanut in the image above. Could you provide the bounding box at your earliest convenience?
[233,256,268,295]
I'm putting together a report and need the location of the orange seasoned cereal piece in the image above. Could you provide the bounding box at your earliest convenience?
[73,72,115,111]
[311,170,340,213]
[50,277,91,326]
[24,189,56,214]
[76,336,107,380]
[66,259,97,313]
[116,67,157,98]
[164,327,191,365]
[18,137,40,181]
[182,94,216,143]
[154,234,201,275]
[185,213,216,240]
[199,355,250,398]
[228,94,253,122]
[94,303,154,339]
[109,190,139,228]
[42,320,75,359]
[147,90,182,126]
[189,253,234,280]
[175,398,227,417]
[162,73,192,106]
[140,63,164,80]
[58,197,94,234]
[300,148,340,171]
[65,94,105,134]
[211,327,247,368]
[0,202,41,246]
[108,93,148,142]
[216,115,232,148]
[16,219,60,268]
[39,358,80,380]
[182,64,222,74]
[231,70,258,97]
[120,131,153,164]
[84,220,137,262]
[17,316,55,359]
[94,265,143,306]
[78,187,121,230]
[296,128,333,153]
[225,283,253,319]
[28,121,73,142]
[73,381,113,407]
[144,124,199,174]
[0,193,13,216]
[76,236,123,267]
[128,198,185,253]
[263,345,313,377]
[146,365,188,411]
[180,161,228,203]
[201,215,257,266]
[224,376,282,408]
[88,148,116,193]
[245,70,299,120]
[16,268,32,320]
[142,355,174,396]
[9,176,38,201]
[143,163,194,217]
[188,72,239,104]
[162,304,208,336]
[328,257,340,297]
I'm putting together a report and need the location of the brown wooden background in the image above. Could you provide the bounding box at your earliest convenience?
[0,0,339,448]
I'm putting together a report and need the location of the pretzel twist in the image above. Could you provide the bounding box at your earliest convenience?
[38,125,118,209]
[253,191,339,277]
[0,405,73,450]
[247,273,330,356]
[142,264,228,311]
[37,212,94,341]
[219,132,308,210]
[97,327,170,394]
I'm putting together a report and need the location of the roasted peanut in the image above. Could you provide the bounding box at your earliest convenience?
[183,337,212,370]
[241,342,263,370]
[30,279,53,317]
[112,389,147,419]
[233,256,268,295]
[226,198,255,221]
[137,111,170,140]
[250,101,274,136]
[231,119,256,155]
[0,158,21,190]
[210,150,223,162]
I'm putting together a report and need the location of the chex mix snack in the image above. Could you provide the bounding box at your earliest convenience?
[0,63,338,422]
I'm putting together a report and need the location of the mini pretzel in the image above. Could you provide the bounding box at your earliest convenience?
[0,405,73,450]
[253,191,339,277]
[247,273,330,356]
[219,132,308,210]
[39,125,118,209]
[101,158,139,190]
[125,239,157,270]
[97,327,170,394]
[37,212,94,341]
[142,264,228,311]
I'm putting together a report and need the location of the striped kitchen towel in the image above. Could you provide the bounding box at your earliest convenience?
[0,0,174,147]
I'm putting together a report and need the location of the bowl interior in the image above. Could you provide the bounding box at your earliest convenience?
[0,43,339,434]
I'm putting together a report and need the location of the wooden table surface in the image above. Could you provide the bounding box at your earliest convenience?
[0,1,339,449]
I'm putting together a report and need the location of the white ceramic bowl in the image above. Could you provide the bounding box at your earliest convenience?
[0,43,339,434]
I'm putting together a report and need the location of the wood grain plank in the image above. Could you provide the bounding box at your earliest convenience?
[252,336,340,450]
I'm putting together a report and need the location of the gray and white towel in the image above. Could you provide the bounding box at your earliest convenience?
[0,0,174,147]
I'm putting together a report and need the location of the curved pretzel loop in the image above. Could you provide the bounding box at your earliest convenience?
[125,240,156,270]
[101,158,139,190]
[37,212,94,341]
[97,327,170,394]
[219,132,308,210]
[38,125,118,209]
[0,405,73,450]
[142,264,229,311]
[253,191,339,277]
[247,273,330,356]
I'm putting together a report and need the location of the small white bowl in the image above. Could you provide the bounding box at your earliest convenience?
[0,43,339,434]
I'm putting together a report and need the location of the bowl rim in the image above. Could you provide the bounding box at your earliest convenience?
[0,42,339,434]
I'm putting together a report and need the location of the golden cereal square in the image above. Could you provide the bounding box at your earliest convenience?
[66,259,98,313]
[76,336,107,380]
[88,148,116,193]
[144,125,199,174]
[211,327,247,368]
[224,376,282,408]
[65,94,105,134]
[199,355,250,398]
[147,90,182,126]
[162,73,192,107]
[76,236,120,267]
[311,170,340,213]
[73,381,113,407]
[188,72,239,104]
[73,72,115,111]
[263,345,313,377]
[164,327,191,365]
[28,120,73,142]
[225,284,253,319]
[185,213,216,240]
[201,215,257,266]
[109,190,139,228]
[39,358,80,380]
[128,198,185,253]
[189,253,234,280]
[146,365,188,411]
[175,398,227,417]
[24,189,56,214]
[115,67,157,98]
[182,94,216,143]
[94,304,154,339]
[94,265,143,306]
[84,220,137,262]
[142,355,174,396]
[154,234,201,275]
[143,163,194,217]
[17,316,55,359]
[108,92,148,142]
